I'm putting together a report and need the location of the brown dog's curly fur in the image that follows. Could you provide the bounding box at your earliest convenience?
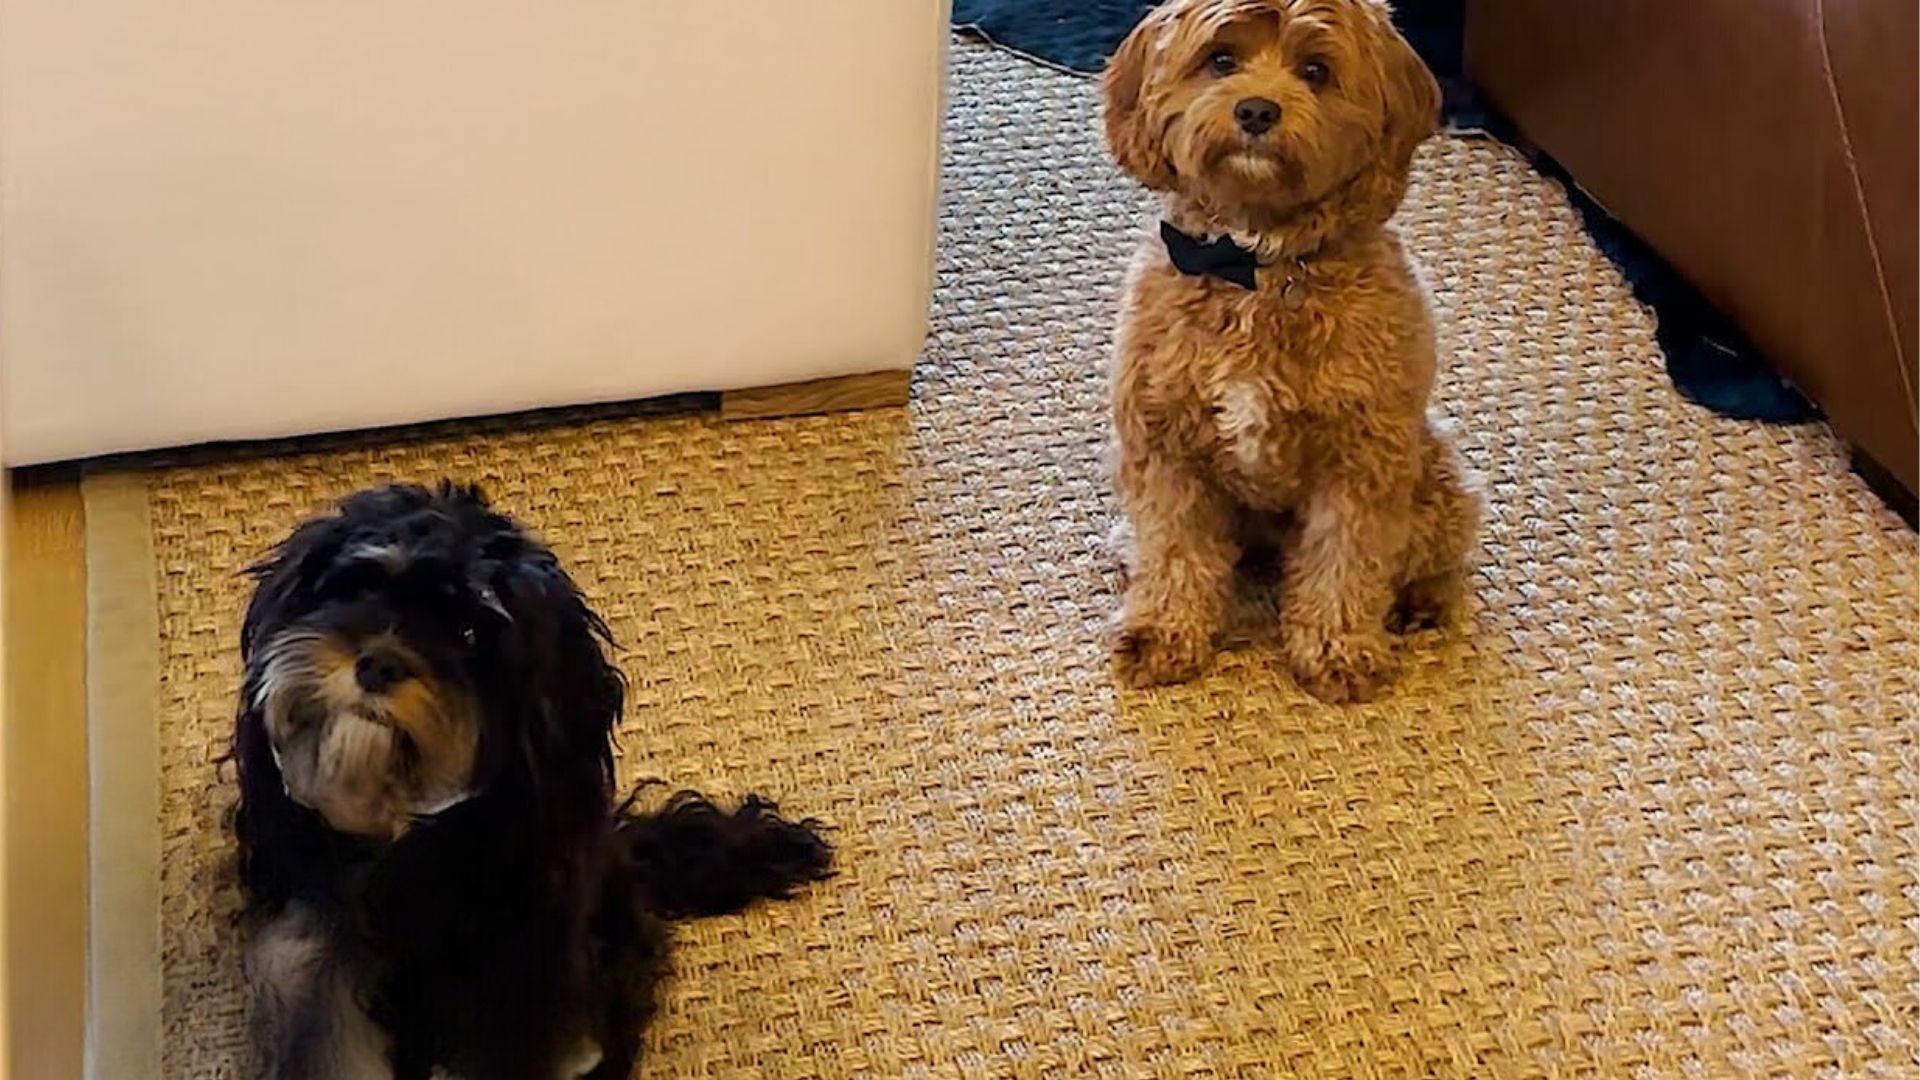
[1103,0,1480,701]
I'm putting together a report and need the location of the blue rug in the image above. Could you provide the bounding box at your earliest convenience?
[949,0,1816,425]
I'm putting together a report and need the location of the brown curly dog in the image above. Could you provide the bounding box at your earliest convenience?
[1103,0,1480,702]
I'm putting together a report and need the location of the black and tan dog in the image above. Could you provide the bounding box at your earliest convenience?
[232,482,831,1079]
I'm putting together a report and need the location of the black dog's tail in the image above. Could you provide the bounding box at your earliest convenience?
[616,790,833,920]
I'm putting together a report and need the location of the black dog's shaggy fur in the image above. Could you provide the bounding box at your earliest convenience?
[232,482,832,1079]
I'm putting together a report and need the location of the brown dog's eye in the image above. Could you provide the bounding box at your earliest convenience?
[1299,59,1331,88]
[1206,48,1238,77]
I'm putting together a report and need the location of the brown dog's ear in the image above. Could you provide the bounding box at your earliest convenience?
[1103,6,1179,190]
[1345,1,1439,223]
[1373,3,1441,174]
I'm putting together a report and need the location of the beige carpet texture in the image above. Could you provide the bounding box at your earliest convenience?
[127,46,1916,1078]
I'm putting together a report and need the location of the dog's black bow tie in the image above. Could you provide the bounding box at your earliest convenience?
[1160,221,1261,289]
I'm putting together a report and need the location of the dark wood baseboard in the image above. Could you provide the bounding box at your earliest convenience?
[1850,449,1918,530]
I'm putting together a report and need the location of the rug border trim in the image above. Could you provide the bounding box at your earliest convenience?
[81,471,163,1080]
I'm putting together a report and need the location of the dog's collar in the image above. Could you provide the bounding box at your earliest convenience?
[1159,221,1308,302]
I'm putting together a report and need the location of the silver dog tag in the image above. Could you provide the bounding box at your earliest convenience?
[1281,277,1308,311]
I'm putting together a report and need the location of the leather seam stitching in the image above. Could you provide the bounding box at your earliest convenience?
[1814,0,1916,434]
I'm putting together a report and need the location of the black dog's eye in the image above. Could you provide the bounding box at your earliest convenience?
[318,562,386,600]
[460,625,477,648]
[1206,48,1238,77]
[1298,58,1331,88]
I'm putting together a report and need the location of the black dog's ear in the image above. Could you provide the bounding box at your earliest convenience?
[487,549,624,824]
[232,512,353,909]
[239,513,351,657]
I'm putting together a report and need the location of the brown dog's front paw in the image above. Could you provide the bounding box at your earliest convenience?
[1283,628,1398,704]
[1113,622,1213,688]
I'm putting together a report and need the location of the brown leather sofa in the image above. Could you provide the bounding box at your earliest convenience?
[1465,0,1918,502]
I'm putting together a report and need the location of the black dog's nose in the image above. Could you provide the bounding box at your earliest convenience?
[1234,97,1281,135]
[354,650,410,694]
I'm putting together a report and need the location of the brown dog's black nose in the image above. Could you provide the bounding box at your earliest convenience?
[354,650,410,694]
[1234,97,1281,135]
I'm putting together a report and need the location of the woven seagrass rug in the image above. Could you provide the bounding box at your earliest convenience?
[99,45,1915,1078]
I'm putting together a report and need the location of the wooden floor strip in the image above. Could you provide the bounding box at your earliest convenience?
[720,369,912,421]
[4,478,88,1080]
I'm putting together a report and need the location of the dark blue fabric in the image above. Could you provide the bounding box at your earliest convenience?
[949,0,1816,425]
[952,0,1465,76]
[951,0,1159,73]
